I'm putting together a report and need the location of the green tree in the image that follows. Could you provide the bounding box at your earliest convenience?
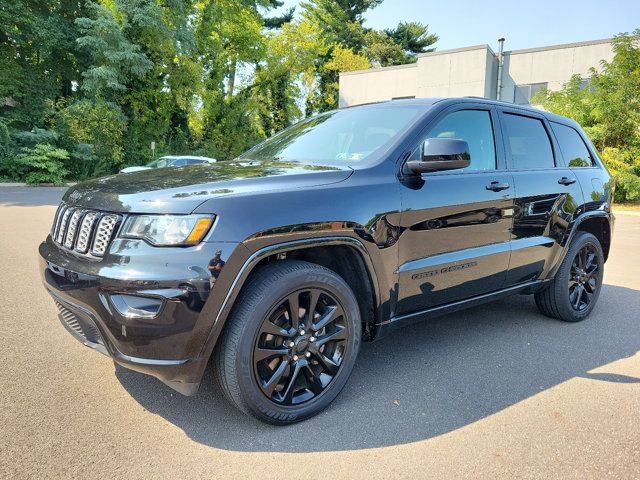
[54,98,127,178]
[0,0,441,182]
[385,21,438,57]
[534,30,640,202]
[301,1,436,111]
[0,0,89,129]
[15,143,69,184]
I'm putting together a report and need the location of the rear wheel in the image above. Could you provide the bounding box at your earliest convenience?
[214,260,361,424]
[534,232,604,322]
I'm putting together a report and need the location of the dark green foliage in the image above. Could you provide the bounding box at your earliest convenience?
[0,0,440,183]
[385,21,438,56]
[534,30,640,203]
[14,129,60,147]
[301,0,435,111]
[15,144,69,184]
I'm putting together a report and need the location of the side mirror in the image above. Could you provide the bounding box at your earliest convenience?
[406,138,471,174]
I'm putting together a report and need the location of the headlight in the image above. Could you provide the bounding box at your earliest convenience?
[120,214,214,246]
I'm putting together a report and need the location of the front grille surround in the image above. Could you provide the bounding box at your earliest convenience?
[51,203,122,258]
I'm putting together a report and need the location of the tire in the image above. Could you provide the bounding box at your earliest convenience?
[534,232,604,322]
[213,260,361,424]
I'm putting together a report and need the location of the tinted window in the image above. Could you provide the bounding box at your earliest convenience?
[551,122,594,167]
[502,113,554,169]
[170,159,187,166]
[417,110,496,171]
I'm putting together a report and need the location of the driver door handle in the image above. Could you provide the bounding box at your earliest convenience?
[558,176,577,185]
[486,181,510,192]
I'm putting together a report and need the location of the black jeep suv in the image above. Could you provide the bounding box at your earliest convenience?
[40,98,613,424]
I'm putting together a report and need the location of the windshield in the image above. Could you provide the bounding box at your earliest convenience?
[145,157,171,168]
[242,106,423,165]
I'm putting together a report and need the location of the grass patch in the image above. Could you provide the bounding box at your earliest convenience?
[613,202,640,212]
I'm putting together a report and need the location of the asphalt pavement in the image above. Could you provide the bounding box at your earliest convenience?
[1,186,639,479]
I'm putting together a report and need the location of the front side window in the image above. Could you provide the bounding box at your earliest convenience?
[502,113,554,170]
[242,106,423,165]
[412,109,496,171]
[551,122,595,167]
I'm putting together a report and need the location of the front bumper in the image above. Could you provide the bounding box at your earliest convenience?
[39,236,241,395]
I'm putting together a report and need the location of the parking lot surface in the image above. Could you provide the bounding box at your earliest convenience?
[1,186,639,479]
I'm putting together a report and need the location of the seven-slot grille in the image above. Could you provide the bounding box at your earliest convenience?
[51,203,121,256]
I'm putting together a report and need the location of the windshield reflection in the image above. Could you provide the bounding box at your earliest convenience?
[242,106,422,165]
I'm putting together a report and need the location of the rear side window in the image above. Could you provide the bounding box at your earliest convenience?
[550,122,595,167]
[502,113,554,169]
[420,109,496,171]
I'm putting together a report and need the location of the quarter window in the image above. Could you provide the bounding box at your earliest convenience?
[415,110,496,171]
[502,113,554,170]
[551,122,595,167]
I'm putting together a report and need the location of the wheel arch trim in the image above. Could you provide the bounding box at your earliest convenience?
[197,236,382,360]
[549,209,612,278]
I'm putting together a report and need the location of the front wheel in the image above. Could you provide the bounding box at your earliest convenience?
[535,232,604,322]
[213,260,361,424]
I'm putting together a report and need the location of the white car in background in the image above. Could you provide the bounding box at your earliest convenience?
[120,156,216,174]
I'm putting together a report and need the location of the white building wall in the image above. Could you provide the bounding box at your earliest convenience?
[500,39,615,102]
[415,45,493,98]
[338,38,617,107]
[338,64,418,108]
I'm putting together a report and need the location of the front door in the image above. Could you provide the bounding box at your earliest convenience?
[396,106,514,314]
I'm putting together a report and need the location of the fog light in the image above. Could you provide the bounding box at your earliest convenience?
[110,294,163,319]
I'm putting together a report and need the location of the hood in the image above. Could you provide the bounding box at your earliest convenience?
[63,159,353,214]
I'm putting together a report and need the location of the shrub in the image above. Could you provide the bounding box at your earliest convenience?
[0,120,9,155]
[600,147,640,203]
[15,143,69,185]
[14,128,60,147]
[54,99,126,178]
[70,143,109,181]
[0,119,11,178]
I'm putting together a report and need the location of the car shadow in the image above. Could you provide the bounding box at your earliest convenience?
[115,283,640,452]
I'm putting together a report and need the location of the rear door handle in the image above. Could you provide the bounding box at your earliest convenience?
[486,181,510,192]
[558,176,576,185]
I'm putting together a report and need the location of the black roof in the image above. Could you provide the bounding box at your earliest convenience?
[358,96,580,128]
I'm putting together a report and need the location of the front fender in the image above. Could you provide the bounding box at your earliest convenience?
[192,234,386,384]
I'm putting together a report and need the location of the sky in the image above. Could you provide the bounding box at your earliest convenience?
[274,0,640,52]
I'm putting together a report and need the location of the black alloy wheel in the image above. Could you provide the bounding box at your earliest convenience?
[214,260,361,424]
[568,244,600,311]
[534,231,604,322]
[253,288,349,406]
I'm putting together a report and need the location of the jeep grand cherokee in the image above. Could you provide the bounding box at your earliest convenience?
[39,98,614,424]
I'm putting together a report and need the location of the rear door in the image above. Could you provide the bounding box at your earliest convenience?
[499,108,585,285]
[396,105,514,314]
[549,121,611,208]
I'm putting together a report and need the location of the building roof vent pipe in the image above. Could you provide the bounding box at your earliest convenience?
[496,37,505,100]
